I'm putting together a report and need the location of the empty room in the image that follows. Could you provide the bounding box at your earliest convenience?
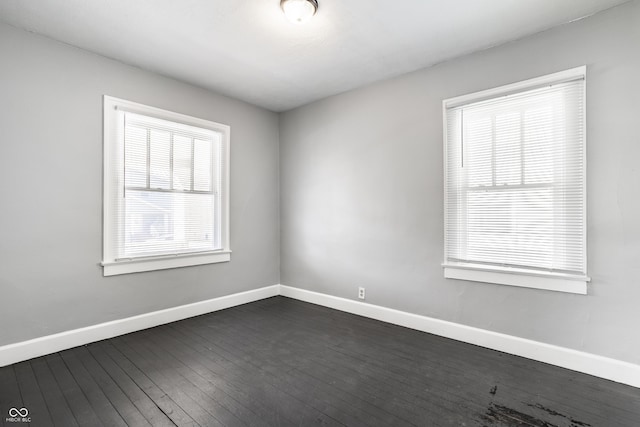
[1,0,639,425]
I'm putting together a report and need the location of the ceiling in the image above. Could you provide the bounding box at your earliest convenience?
[0,0,630,112]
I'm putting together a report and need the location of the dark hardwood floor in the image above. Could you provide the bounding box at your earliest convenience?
[1,296,639,426]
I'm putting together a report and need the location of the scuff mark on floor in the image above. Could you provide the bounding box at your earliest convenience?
[527,403,592,427]
[482,403,559,427]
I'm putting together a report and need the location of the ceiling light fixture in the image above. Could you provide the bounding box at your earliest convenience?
[280,0,318,24]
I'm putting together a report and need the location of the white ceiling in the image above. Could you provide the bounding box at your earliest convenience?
[0,0,629,112]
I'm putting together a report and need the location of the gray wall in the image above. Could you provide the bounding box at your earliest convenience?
[0,23,280,346]
[280,1,640,364]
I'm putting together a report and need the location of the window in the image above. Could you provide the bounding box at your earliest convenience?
[443,67,589,294]
[102,96,230,276]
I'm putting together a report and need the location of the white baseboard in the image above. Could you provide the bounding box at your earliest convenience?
[0,285,280,367]
[279,285,640,389]
[2,283,638,389]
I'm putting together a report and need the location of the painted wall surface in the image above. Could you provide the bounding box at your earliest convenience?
[280,1,640,364]
[0,23,280,346]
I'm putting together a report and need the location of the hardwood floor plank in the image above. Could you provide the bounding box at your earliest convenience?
[13,361,54,427]
[138,328,306,427]
[187,303,486,426]
[156,325,346,426]
[85,343,179,427]
[109,337,227,427]
[59,348,130,427]
[208,305,485,426]
[91,341,199,427]
[29,358,79,427]
[67,346,153,427]
[0,365,24,427]
[161,323,350,426]
[125,330,278,427]
[169,315,442,426]
[115,333,247,427]
[44,353,103,426]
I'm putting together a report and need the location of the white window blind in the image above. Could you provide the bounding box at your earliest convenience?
[103,97,230,276]
[118,112,222,259]
[444,68,588,291]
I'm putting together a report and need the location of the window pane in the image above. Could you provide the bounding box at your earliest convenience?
[194,139,213,192]
[123,189,216,257]
[495,111,521,186]
[466,188,554,269]
[124,125,147,187]
[173,135,192,190]
[149,130,171,189]
[465,116,492,187]
[524,105,555,184]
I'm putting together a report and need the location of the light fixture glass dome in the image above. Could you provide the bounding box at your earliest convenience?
[280,0,318,24]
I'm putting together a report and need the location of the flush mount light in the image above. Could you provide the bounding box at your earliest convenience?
[280,0,318,24]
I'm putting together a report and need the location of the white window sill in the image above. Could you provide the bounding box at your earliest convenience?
[102,251,231,276]
[443,263,589,295]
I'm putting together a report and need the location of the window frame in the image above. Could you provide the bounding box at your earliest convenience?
[102,96,231,276]
[442,67,589,294]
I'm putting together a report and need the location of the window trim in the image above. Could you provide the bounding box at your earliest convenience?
[102,96,231,276]
[442,67,589,294]
[443,264,587,295]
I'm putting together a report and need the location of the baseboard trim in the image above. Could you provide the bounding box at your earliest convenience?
[3,283,638,389]
[279,285,640,388]
[0,285,280,367]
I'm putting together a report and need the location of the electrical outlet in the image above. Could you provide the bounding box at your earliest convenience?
[358,287,366,300]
